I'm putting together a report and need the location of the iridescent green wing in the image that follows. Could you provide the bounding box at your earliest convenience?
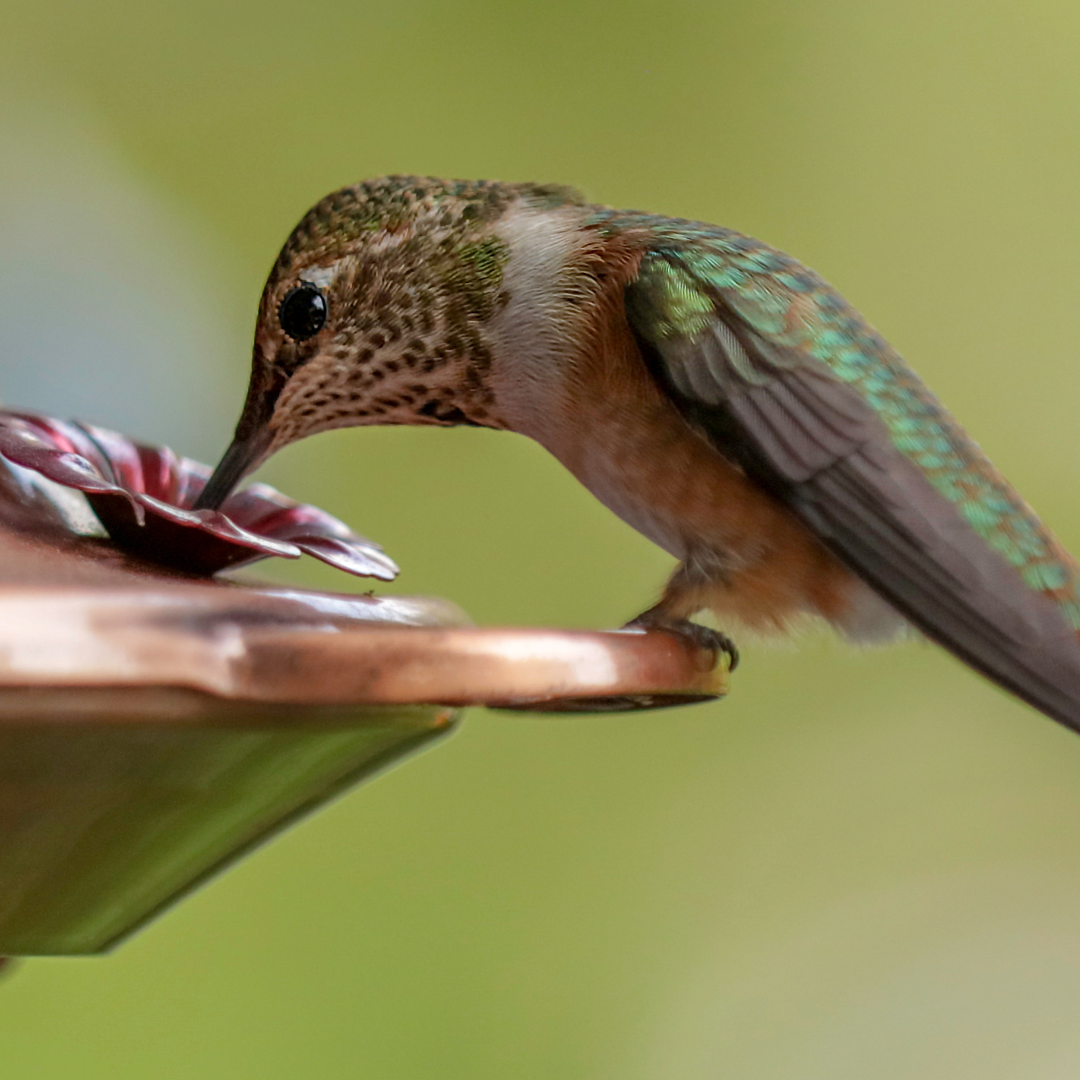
[598,210,1080,731]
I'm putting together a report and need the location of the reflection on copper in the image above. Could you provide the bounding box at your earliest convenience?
[0,408,727,958]
[0,587,727,716]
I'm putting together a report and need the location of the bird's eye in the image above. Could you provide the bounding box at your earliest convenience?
[278,283,328,341]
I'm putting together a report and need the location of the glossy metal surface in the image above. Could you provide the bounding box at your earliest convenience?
[0,439,726,955]
[0,587,726,712]
[0,707,454,956]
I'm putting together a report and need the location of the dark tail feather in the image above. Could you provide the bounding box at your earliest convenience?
[792,444,1080,733]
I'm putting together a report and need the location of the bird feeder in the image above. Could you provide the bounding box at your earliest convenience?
[0,413,727,956]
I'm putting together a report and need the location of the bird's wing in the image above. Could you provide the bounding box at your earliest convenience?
[621,231,1080,732]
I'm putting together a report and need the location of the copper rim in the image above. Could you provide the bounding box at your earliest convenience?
[0,585,728,716]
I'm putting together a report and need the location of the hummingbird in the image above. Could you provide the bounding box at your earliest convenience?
[196,176,1080,732]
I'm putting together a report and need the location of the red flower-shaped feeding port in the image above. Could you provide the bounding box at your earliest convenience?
[0,411,398,580]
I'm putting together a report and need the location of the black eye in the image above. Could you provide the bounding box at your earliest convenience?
[278,283,328,341]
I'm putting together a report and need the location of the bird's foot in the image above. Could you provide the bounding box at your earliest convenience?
[622,611,740,672]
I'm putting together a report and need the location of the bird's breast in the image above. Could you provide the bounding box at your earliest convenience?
[486,211,868,630]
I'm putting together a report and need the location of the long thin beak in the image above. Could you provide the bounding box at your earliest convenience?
[194,347,288,510]
[193,426,274,510]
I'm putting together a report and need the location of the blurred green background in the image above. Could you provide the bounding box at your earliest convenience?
[4,1,1080,1076]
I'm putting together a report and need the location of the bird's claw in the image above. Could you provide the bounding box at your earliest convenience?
[622,615,740,672]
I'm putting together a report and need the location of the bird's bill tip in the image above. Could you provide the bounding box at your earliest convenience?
[192,428,273,510]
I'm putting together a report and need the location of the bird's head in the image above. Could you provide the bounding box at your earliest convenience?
[196,175,589,510]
